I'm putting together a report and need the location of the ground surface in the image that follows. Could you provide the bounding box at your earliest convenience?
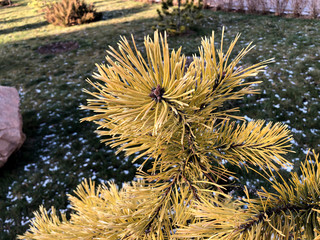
[0,0,319,238]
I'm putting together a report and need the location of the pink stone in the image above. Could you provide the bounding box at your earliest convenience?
[0,86,26,168]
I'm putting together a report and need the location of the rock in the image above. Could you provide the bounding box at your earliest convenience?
[0,86,26,168]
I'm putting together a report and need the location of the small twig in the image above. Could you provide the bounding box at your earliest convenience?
[237,203,317,233]
[198,162,225,193]
[144,173,180,234]
[217,142,275,151]
[181,174,202,202]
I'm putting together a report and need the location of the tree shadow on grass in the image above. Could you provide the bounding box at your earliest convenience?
[0,5,151,35]
[0,21,48,35]
[0,14,42,24]
[102,4,152,20]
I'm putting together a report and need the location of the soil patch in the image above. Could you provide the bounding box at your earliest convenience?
[37,41,79,54]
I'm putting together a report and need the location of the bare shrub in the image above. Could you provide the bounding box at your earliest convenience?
[271,0,289,16]
[236,0,245,12]
[246,0,259,13]
[226,0,233,11]
[202,0,210,8]
[310,0,319,18]
[44,0,102,27]
[211,0,225,11]
[292,0,307,17]
[257,0,269,13]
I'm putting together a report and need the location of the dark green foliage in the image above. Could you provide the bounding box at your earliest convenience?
[154,0,203,35]
[44,0,102,27]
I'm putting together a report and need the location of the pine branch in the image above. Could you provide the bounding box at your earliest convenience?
[211,120,293,170]
[175,151,320,240]
[181,174,201,202]
[143,173,180,234]
[237,202,317,233]
[21,30,304,240]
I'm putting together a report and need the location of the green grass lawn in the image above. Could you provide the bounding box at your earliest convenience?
[0,0,319,238]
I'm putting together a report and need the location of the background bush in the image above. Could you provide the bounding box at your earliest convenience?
[310,0,320,18]
[44,0,102,26]
[292,0,308,17]
[246,0,259,13]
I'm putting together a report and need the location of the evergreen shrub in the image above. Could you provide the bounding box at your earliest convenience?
[20,30,320,239]
[154,0,203,35]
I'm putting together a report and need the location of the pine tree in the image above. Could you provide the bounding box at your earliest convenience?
[155,0,203,35]
[20,29,320,239]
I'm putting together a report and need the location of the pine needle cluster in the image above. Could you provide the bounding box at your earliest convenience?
[20,30,320,239]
